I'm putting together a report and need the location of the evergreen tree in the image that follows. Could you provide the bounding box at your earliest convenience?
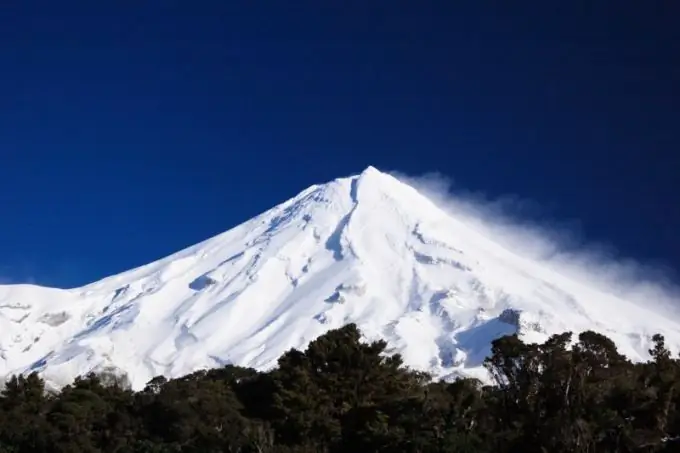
[0,322,678,452]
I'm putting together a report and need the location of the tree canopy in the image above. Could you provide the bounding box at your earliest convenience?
[0,323,679,452]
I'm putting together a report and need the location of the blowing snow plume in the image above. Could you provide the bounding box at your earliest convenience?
[389,170,680,319]
[1,165,680,390]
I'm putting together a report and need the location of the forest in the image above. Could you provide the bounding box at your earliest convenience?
[1,323,679,453]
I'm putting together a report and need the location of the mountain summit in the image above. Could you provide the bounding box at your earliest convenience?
[1,166,679,389]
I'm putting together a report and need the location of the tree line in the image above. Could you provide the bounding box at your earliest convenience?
[1,323,679,452]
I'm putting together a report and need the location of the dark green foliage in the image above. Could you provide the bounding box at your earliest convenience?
[1,325,680,452]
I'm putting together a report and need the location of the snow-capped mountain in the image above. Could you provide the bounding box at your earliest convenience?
[1,166,678,390]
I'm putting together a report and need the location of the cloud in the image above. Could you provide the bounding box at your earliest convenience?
[388,169,680,318]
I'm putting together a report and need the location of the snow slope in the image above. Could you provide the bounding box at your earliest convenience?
[1,166,679,390]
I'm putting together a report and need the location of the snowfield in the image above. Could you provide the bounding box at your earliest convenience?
[1,166,679,390]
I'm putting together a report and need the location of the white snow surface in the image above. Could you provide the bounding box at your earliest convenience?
[1,166,679,390]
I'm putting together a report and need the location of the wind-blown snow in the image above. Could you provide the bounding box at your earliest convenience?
[1,166,679,390]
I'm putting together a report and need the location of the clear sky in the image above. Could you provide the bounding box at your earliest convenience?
[1,1,678,288]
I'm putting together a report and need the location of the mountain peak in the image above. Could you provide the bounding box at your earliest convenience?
[1,170,679,390]
[359,165,382,177]
[346,166,427,207]
[352,165,401,191]
[342,165,392,194]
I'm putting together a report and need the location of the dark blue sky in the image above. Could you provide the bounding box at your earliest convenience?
[1,1,678,288]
